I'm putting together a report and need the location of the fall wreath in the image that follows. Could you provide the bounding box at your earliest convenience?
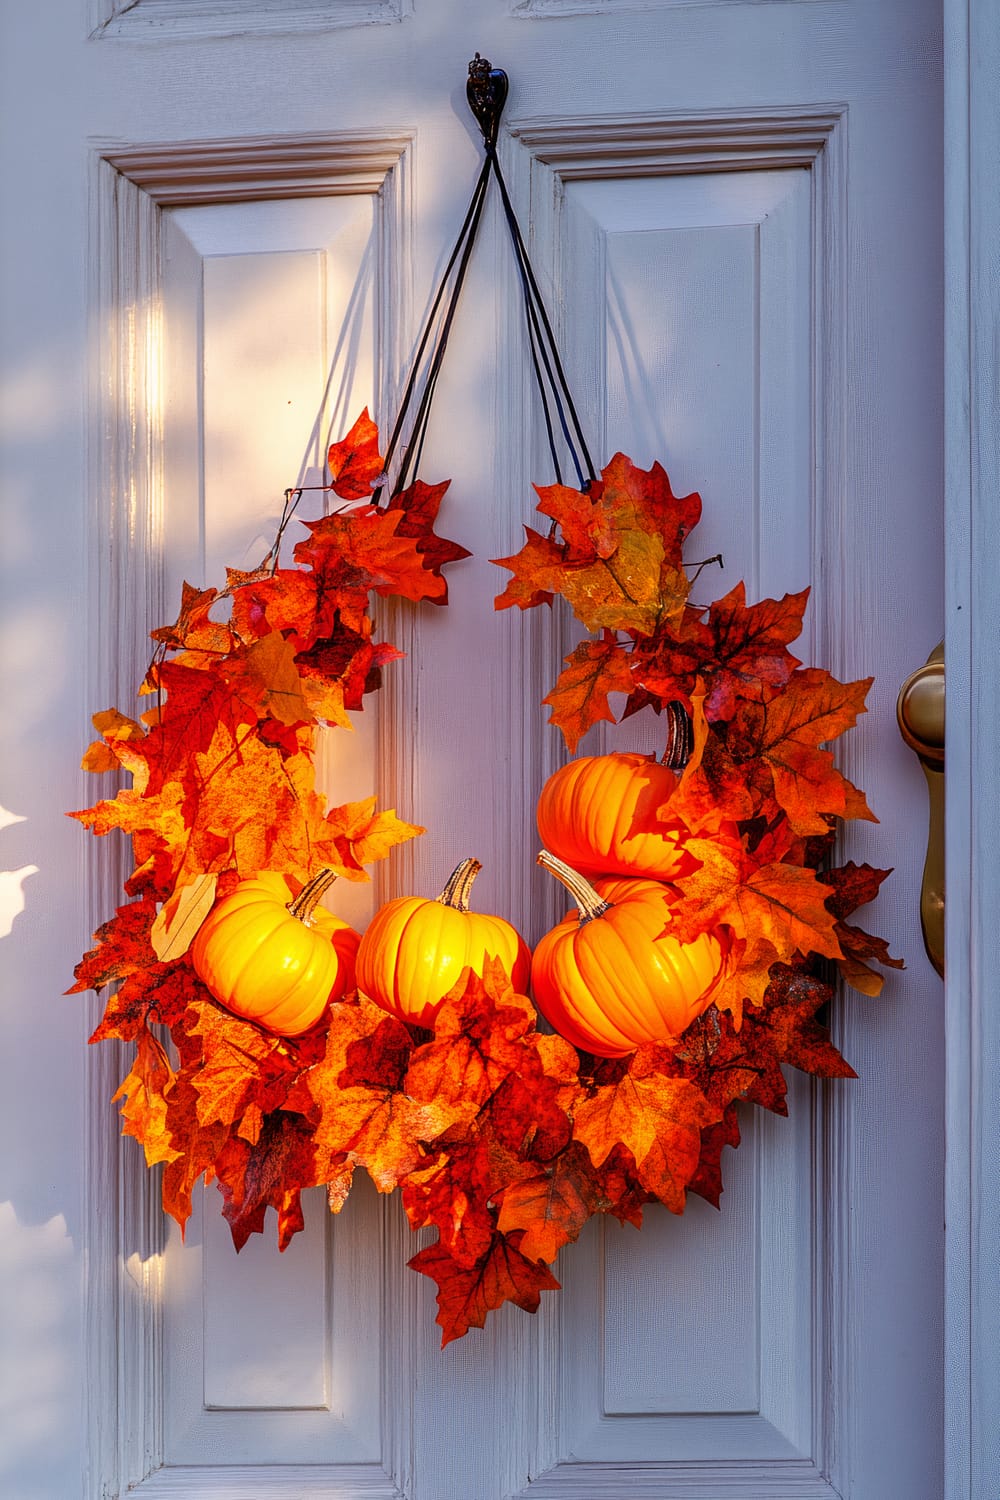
[70,59,900,1345]
[71,406,900,1344]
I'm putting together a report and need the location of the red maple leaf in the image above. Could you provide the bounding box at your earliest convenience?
[409,1232,561,1346]
[326,408,384,501]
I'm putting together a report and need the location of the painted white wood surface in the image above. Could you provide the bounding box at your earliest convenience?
[0,2,963,1497]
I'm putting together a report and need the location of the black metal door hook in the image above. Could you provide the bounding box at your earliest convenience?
[467,54,509,149]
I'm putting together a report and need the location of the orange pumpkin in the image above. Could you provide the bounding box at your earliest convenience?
[191,869,360,1036]
[355,857,531,1028]
[531,851,725,1058]
[536,751,689,881]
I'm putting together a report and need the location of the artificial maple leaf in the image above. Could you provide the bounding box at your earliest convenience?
[487,1067,574,1164]
[686,1104,742,1209]
[68,896,158,993]
[698,584,808,719]
[492,526,559,611]
[88,962,201,1044]
[672,838,844,970]
[216,1110,318,1251]
[228,568,335,653]
[409,1232,561,1346]
[317,796,423,878]
[543,634,634,752]
[756,964,857,1080]
[495,455,697,634]
[537,453,701,573]
[112,1025,181,1168]
[404,961,539,1113]
[295,615,403,715]
[222,632,314,728]
[496,1142,603,1263]
[179,998,291,1130]
[402,1137,513,1269]
[150,581,234,659]
[291,996,457,1193]
[572,1057,718,1213]
[674,1001,788,1117]
[294,507,447,628]
[731,669,876,834]
[384,478,471,587]
[326,408,384,501]
[815,861,903,995]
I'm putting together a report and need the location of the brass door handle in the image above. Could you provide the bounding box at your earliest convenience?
[896,643,945,976]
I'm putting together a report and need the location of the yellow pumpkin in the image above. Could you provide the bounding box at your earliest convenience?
[536,751,689,881]
[531,851,725,1058]
[355,857,531,1028]
[191,869,360,1036]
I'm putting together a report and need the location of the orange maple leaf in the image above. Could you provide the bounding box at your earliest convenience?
[494,454,698,634]
[221,632,315,728]
[384,477,472,589]
[402,1139,516,1269]
[496,1142,603,1263]
[112,1026,182,1168]
[404,961,539,1112]
[734,668,876,834]
[673,838,844,967]
[293,506,447,627]
[543,634,634,753]
[150,580,234,660]
[292,996,461,1193]
[572,1058,718,1213]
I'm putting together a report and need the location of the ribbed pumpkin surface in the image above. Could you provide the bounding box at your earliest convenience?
[356,861,531,1029]
[531,872,723,1058]
[191,871,359,1036]
[536,752,688,880]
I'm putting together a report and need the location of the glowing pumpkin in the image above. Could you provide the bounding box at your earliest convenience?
[536,751,690,881]
[191,869,359,1036]
[531,851,725,1058]
[355,857,531,1028]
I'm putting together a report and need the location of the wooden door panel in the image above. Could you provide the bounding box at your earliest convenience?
[540,153,822,1471]
[155,175,389,1471]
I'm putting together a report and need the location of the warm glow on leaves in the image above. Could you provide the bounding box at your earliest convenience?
[494,454,700,634]
[74,420,897,1342]
[543,635,635,753]
[326,407,384,501]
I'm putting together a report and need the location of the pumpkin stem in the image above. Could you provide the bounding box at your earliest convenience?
[436,857,482,911]
[537,850,610,925]
[288,867,338,925]
[661,701,693,770]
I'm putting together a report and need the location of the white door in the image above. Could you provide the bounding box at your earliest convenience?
[1,3,945,1498]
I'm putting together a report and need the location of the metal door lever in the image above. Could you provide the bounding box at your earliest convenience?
[896,643,945,976]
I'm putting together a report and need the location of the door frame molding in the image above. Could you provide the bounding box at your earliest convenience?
[943,4,1000,1499]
